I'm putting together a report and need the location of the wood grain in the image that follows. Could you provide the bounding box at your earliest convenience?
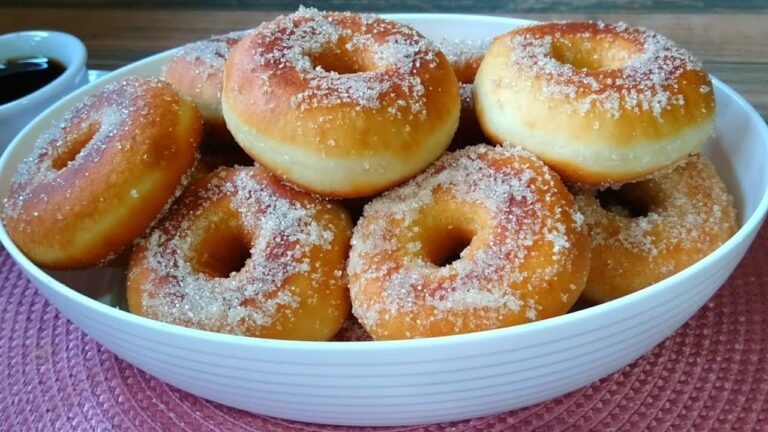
[1,7,766,117]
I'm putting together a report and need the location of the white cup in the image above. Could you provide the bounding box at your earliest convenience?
[0,31,88,154]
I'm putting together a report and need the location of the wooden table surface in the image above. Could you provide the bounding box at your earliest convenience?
[1,0,766,120]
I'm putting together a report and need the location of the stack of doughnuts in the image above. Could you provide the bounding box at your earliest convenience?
[1,8,738,341]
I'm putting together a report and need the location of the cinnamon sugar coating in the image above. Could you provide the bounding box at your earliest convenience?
[348,145,590,339]
[3,76,202,269]
[127,166,352,340]
[574,154,738,303]
[164,30,250,142]
[222,7,460,197]
[474,21,716,185]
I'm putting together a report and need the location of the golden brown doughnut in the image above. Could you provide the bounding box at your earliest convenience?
[163,31,249,143]
[348,144,590,340]
[222,7,460,197]
[574,154,738,303]
[474,21,715,185]
[436,37,491,151]
[2,76,202,269]
[127,166,352,340]
[437,37,489,84]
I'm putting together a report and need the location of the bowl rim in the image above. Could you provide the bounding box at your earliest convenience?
[1,13,767,352]
[0,30,88,115]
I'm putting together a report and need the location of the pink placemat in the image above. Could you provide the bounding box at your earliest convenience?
[1,224,768,431]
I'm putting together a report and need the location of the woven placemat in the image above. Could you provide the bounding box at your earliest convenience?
[1,224,767,431]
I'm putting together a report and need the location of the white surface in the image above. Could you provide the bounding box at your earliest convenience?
[87,69,110,82]
[1,14,767,427]
[0,31,88,154]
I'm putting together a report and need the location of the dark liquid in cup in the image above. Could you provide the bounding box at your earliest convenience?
[0,57,66,106]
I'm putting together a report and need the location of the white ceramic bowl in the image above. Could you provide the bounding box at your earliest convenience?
[1,14,767,427]
[0,31,88,153]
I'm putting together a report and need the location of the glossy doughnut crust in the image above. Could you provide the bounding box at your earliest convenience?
[163,31,248,142]
[474,21,715,185]
[127,166,353,340]
[348,144,590,340]
[2,77,202,269]
[573,154,738,303]
[222,7,460,197]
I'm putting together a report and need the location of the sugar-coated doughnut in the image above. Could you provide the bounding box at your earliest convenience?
[222,7,460,197]
[573,154,737,303]
[3,77,202,269]
[127,166,352,340]
[437,37,489,85]
[348,144,590,340]
[164,31,249,142]
[474,21,715,185]
[436,37,491,151]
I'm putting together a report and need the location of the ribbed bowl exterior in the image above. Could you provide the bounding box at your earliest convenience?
[1,15,767,427]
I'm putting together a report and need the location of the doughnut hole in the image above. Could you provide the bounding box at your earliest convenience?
[187,203,252,278]
[308,42,377,74]
[408,196,489,268]
[550,35,639,71]
[424,225,475,267]
[51,122,99,170]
